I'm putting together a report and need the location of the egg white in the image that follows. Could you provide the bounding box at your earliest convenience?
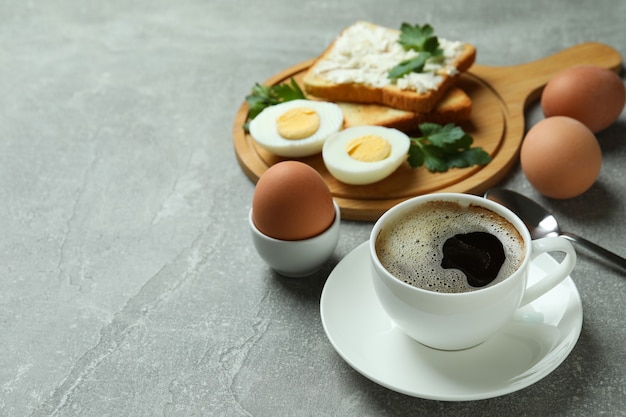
[322,125,411,185]
[249,99,344,157]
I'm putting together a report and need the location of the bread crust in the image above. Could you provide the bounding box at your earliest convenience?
[302,22,476,113]
[337,87,472,133]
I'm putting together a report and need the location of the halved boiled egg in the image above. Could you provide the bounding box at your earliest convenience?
[249,99,344,157]
[322,126,410,185]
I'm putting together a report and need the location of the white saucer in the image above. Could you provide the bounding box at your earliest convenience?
[320,241,583,401]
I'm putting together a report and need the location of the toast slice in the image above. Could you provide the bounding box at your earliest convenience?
[302,21,476,113]
[337,86,472,133]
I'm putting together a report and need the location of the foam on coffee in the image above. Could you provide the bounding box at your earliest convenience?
[375,200,526,293]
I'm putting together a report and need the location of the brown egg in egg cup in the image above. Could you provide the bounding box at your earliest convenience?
[249,200,341,277]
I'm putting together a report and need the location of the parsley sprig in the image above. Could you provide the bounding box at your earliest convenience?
[408,123,491,172]
[244,78,305,131]
[388,23,444,80]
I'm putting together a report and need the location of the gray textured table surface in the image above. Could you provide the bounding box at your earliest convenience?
[1,1,625,416]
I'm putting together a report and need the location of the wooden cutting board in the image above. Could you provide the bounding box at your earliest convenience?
[232,42,622,221]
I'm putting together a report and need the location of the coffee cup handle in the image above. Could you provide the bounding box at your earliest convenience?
[520,237,577,306]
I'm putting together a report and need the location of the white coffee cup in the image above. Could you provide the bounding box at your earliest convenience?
[369,193,576,351]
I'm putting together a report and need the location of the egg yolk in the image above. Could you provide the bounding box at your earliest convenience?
[276,107,320,139]
[345,135,391,162]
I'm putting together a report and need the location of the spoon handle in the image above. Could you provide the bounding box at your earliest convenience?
[560,231,626,273]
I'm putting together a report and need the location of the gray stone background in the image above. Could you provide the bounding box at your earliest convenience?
[0,0,624,416]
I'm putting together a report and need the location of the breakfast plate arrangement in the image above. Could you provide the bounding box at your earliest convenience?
[233,42,622,221]
[319,242,583,401]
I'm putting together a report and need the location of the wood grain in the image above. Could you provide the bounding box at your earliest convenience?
[233,42,622,221]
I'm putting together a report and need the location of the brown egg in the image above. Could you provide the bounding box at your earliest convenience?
[252,161,335,240]
[521,116,602,199]
[541,65,626,133]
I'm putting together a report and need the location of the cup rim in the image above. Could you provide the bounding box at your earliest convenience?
[369,193,533,297]
[249,199,341,243]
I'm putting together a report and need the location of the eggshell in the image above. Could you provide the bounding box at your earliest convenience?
[252,161,335,240]
[520,116,602,199]
[541,65,626,133]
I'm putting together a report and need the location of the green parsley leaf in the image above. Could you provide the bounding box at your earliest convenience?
[243,78,306,131]
[421,144,450,172]
[272,78,305,102]
[388,23,444,80]
[398,23,439,53]
[421,122,472,150]
[245,84,275,121]
[407,141,426,167]
[445,147,493,169]
[408,122,492,173]
[388,54,431,80]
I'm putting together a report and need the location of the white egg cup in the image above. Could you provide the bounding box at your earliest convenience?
[249,200,341,277]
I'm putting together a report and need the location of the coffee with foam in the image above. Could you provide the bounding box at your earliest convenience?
[375,200,526,293]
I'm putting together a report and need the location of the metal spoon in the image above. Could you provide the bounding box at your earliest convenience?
[484,188,626,273]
